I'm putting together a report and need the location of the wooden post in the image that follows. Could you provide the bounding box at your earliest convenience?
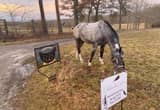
[121,101,123,110]
[127,16,129,30]
[4,19,8,35]
[0,27,2,34]
[31,20,36,34]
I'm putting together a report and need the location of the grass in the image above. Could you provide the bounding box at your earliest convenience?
[12,29,160,110]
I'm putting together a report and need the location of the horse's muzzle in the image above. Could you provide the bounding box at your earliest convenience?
[115,65,126,73]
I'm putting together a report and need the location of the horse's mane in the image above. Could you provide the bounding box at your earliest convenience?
[103,20,119,41]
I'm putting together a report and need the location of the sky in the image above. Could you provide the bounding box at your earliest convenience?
[0,0,57,21]
[148,0,160,4]
[0,0,160,21]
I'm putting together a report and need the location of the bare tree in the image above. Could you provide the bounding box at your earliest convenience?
[118,0,122,30]
[1,2,33,22]
[60,0,79,25]
[117,0,129,31]
[87,1,94,22]
[94,0,101,21]
[108,0,132,30]
[20,8,33,22]
[130,0,149,30]
[2,3,23,22]
[38,0,48,35]
[55,0,63,33]
[2,3,26,34]
[73,0,79,25]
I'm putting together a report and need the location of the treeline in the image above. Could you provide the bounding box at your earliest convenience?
[1,0,160,36]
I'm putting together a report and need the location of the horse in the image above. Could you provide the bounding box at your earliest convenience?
[72,20,125,72]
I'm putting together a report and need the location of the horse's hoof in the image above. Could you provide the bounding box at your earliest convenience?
[100,61,104,65]
[76,52,79,59]
[99,57,104,65]
[79,54,84,63]
[88,62,92,66]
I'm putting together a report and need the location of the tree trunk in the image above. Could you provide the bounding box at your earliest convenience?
[39,0,48,35]
[4,20,8,35]
[31,20,36,34]
[55,0,63,34]
[118,0,122,31]
[87,5,92,23]
[95,0,100,21]
[73,0,79,25]
[127,16,129,30]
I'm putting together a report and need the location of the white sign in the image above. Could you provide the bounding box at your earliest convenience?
[101,72,127,110]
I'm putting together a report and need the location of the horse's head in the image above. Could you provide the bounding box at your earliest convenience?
[112,44,125,73]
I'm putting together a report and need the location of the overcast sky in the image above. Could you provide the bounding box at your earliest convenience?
[0,0,160,21]
[147,0,160,4]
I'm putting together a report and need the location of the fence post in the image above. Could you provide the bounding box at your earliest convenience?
[4,19,8,35]
[31,20,36,34]
[127,16,129,30]
[0,27,2,34]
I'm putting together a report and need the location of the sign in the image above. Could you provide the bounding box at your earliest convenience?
[34,43,60,68]
[101,72,127,110]
[34,43,61,81]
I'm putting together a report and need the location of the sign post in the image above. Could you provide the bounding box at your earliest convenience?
[101,72,127,110]
[34,43,61,81]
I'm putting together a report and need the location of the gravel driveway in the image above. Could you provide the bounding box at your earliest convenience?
[0,39,74,110]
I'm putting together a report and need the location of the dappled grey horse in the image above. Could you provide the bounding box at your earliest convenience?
[73,20,125,71]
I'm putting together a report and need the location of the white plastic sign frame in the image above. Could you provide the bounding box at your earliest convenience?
[101,72,127,110]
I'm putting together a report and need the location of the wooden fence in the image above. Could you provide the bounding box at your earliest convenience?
[0,18,152,41]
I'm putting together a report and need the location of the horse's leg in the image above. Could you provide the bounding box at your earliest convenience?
[99,44,105,65]
[88,44,98,66]
[75,38,84,63]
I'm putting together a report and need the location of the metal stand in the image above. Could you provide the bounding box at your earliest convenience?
[38,69,56,81]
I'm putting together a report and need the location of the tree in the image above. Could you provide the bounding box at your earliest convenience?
[130,0,149,29]
[108,0,131,30]
[1,3,30,34]
[87,1,94,22]
[140,3,158,28]
[80,0,106,22]
[118,0,123,30]
[55,0,63,33]
[73,0,79,25]
[60,0,79,25]
[38,0,48,35]
[2,3,23,22]
[94,0,101,21]
[20,8,33,22]
[60,0,105,23]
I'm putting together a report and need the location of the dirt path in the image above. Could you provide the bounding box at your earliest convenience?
[0,39,74,110]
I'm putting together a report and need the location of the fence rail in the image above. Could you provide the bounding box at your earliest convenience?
[0,18,152,41]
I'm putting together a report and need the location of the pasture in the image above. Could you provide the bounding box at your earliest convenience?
[12,29,160,110]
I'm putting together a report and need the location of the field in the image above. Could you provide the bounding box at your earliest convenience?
[12,29,160,110]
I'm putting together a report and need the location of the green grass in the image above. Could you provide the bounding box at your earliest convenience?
[12,29,160,110]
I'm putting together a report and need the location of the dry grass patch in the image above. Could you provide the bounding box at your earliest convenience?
[12,29,160,110]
